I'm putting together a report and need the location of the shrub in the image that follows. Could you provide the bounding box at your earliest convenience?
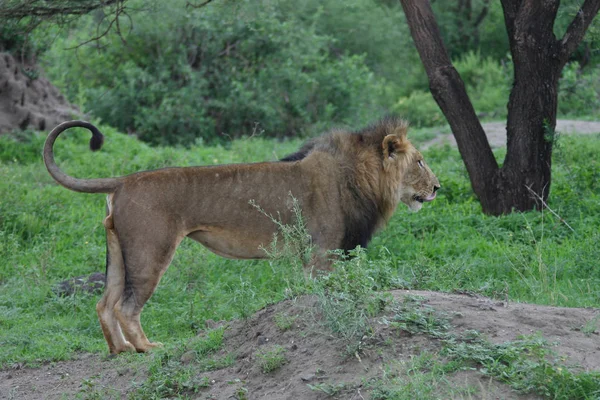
[558,62,600,118]
[42,0,389,145]
[393,52,511,127]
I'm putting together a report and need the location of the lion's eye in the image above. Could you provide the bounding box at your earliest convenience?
[417,160,424,168]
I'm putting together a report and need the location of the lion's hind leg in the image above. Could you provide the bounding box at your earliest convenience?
[112,223,182,353]
[96,202,136,354]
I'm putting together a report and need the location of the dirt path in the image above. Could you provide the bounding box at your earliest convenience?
[423,119,600,149]
[1,290,598,400]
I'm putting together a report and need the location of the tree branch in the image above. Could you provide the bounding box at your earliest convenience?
[560,0,600,63]
[473,0,491,28]
[0,0,123,19]
[186,0,215,9]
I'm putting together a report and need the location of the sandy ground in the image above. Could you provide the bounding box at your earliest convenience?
[423,119,600,149]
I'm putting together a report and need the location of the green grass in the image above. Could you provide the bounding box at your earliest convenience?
[255,345,287,373]
[372,297,600,400]
[1,123,599,371]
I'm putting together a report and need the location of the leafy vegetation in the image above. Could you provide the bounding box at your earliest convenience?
[26,0,597,143]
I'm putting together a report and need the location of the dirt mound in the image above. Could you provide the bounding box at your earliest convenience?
[1,290,598,399]
[0,52,81,134]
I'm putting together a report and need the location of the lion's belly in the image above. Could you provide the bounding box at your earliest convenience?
[186,229,271,260]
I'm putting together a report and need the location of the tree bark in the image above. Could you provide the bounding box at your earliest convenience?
[398,0,500,212]
[399,0,600,215]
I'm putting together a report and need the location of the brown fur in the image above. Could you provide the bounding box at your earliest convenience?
[43,117,439,354]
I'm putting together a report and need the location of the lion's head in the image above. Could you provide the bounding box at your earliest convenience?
[380,120,440,212]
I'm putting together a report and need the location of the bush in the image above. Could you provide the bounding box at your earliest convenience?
[42,0,389,145]
[393,52,511,127]
[392,90,445,128]
[558,62,600,118]
[454,51,511,119]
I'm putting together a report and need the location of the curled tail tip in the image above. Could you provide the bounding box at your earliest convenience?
[90,133,104,151]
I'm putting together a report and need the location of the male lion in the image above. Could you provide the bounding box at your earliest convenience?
[43,117,439,354]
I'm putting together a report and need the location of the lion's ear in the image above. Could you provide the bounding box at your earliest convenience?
[383,134,409,159]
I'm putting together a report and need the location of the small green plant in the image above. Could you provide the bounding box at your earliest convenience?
[130,328,228,398]
[229,278,259,319]
[274,312,298,331]
[314,247,393,355]
[188,326,226,358]
[255,345,287,373]
[307,382,347,396]
[252,193,314,269]
[581,314,600,336]
[442,333,600,399]
[251,193,313,297]
[234,385,249,400]
[383,295,451,338]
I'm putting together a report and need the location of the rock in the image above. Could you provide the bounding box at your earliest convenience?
[300,374,315,382]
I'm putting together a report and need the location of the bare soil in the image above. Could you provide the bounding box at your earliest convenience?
[422,120,600,149]
[0,52,81,134]
[1,290,598,400]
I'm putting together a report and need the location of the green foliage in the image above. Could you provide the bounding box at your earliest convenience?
[255,345,287,373]
[314,248,394,354]
[42,0,389,146]
[393,52,512,127]
[432,1,509,60]
[131,327,231,398]
[454,51,512,119]
[444,333,600,399]
[392,90,445,129]
[0,20,51,61]
[559,62,600,118]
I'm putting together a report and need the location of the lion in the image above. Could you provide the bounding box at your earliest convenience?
[43,117,439,354]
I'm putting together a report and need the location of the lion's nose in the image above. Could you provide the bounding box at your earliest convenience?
[433,185,440,193]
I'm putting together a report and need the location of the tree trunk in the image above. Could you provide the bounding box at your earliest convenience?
[399,0,600,215]
[490,0,563,214]
[398,0,500,212]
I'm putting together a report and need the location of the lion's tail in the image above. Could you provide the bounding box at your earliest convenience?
[43,121,121,193]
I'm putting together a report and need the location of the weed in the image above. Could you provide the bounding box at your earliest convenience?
[251,193,312,297]
[369,352,475,400]
[274,312,298,331]
[442,333,600,399]
[187,326,226,358]
[229,279,259,319]
[582,314,600,336]
[234,385,249,400]
[255,345,287,373]
[314,247,393,355]
[130,328,228,398]
[307,382,347,396]
[382,295,451,338]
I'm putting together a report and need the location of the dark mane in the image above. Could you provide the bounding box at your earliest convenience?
[280,116,408,252]
[279,141,316,162]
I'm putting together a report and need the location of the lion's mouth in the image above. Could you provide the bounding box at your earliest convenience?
[414,192,437,203]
